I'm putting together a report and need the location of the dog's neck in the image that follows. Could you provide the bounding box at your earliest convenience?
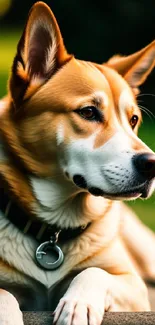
[30,176,112,229]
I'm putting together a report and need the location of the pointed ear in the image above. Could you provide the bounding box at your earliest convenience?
[107,40,155,92]
[9,1,72,107]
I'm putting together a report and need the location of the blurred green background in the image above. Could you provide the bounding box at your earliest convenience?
[0,1,155,230]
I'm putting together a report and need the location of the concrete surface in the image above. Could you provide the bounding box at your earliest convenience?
[23,311,155,325]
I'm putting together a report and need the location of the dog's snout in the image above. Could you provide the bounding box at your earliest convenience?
[73,175,87,189]
[133,153,155,179]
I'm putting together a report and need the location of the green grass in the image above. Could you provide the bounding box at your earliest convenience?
[0,30,155,230]
[0,30,21,97]
[0,30,21,73]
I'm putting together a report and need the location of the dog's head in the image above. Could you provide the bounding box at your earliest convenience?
[5,2,155,201]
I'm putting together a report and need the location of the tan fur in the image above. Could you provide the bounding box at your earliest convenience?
[0,2,155,324]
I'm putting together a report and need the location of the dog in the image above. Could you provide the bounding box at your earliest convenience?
[0,1,155,324]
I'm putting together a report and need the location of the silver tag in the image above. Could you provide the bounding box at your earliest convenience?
[35,232,64,270]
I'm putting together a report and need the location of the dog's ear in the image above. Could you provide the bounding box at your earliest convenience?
[9,1,72,107]
[107,40,155,93]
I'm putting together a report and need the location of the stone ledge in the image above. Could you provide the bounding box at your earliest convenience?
[23,312,155,325]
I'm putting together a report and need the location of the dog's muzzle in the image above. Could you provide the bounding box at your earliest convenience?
[73,174,104,196]
[73,153,155,199]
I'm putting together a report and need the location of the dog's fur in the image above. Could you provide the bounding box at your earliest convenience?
[0,2,155,324]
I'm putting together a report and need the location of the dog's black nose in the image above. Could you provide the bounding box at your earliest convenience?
[73,175,87,189]
[133,153,155,179]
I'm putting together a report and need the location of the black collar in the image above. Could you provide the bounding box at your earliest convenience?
[0,188,90,243]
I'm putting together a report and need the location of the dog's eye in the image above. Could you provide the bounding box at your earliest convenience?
[130,115,139,129]
[75,106,103,122]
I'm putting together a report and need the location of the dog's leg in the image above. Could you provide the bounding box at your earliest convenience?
[0,289,24,325]
[53,267,150,325]
[120,203,155,281]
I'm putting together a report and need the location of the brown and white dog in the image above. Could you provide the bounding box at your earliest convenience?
[0,1,155,324]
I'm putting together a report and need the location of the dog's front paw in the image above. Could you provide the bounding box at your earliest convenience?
[53,268,111,325]
[53,297,104,325]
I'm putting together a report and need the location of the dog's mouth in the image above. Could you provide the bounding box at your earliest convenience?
[72,175,154,200]
[88,181,154,200]
[88,188,141,200]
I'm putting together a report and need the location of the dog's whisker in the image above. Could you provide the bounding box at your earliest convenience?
[137,93,155,98]
[138,104,155,120]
